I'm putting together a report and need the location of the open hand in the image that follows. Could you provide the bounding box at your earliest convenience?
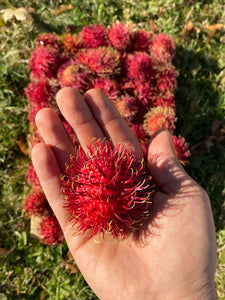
[32,87,217,300]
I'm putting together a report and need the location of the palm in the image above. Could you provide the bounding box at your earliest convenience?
[32,88,217,299]
[70,181,215,299]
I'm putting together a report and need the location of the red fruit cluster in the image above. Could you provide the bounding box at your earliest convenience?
[25,22,190,244]
[62,140,154,239]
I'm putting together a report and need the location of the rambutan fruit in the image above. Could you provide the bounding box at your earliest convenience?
[172,135,190,165]
[115,95,138,121]
[63,34,83,55]
[61,139,154,239]
[92,77,119,101]
[154,94,175,108]
[157,65,177,94]
[130,29,152,52]
[23,190,50,216]
[26,163,41,189]
[151,33,176,63]
[126,52,155,82]
[61,118,78,145]
[143,106,177,136]
[36,33,62,49]
[129,123,150,155]
[28,46,61,80]
[58,61,93,92]
[76,47,121,77]
[40,215,64,245]
[25,80,54,106]
[80,24,108,48]
[135,80,156,105]
[108,22,131,51]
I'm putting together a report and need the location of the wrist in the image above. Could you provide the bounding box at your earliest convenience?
[156,284,217,300]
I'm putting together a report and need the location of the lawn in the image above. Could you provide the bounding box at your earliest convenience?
[0,0,224,299]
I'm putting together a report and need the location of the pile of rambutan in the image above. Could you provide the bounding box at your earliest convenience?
[24,23,190,244]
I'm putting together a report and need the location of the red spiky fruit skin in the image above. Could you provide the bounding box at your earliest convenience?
[26,163,41,189]
[76,47,121,77]
[125,52,155,82]
[143,106,177,136]
[23,190,49,216]
[62,34,83,55]
[36,33,62,49]
[28,46,61,80]
[80,24,108,48]
[91,77,119,101]
[151,33,176,63]
[61,139,154,239]
[108,22,131,51]
[172,135,190,165]
[130,29,152,52]
[40,215,64,245]
[25,80,54,106]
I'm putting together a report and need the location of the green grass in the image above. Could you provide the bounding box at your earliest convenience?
[0,0,224,298]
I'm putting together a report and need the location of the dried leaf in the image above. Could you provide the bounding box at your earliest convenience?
[182,20,200,38]
[1,7,33,23]
[204,23,224,42]
[30,215,42,239]
[66,250,74,260]
[18,135,29,155]
[54,4,73,15]
[186,20,194,31]
[221,76,225,85]
[65,262,79,274]
[60,250,79,274]
[0,247,10,256]
[148,21,160,33]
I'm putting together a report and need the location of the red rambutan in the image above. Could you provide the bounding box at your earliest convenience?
[130,29,152,52]
[143,106,177,136]
[26,163,41,189]
[40,215,64,245]
[23,190,50,216]
[151,33,176,63]
[126,52,155,82]
[157,65,177,94]
[80,24,108,48]
[154,94,175,107]
[61,118,78,145]
[115,95,138,121]
[25,80,54,106]
[36,33,62,49]
[91,77,119,101]
[129,123,150,155]
[135,80,156,105]
[172,135,190,165]
[108,22,131,51]
[29,46,61,80]
[61,139,154,239]
[76,47,121,77]
[58,61,93,92]
[63,34,83,55]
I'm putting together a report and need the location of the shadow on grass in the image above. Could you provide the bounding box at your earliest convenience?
[174,45,225,230]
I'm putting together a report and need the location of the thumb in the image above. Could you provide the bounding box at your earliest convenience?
[147,129,191,194]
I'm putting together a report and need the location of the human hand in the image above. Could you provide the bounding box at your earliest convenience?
[32,87,217,300]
